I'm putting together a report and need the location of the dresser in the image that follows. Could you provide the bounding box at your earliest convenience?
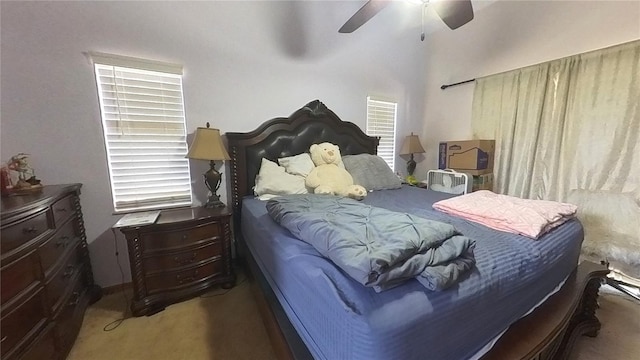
[119,207,235,316]
[1,184,101,360]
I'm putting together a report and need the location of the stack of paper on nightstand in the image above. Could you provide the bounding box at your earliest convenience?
[112,210,160,228]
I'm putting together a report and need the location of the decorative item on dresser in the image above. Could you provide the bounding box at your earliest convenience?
[4,153,43,194]
[118,206,235,316]
[0,184,102,360]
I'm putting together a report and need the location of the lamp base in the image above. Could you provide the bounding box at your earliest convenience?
[406,154,417,176]
[202,160,226,208]
[204,193,226,208]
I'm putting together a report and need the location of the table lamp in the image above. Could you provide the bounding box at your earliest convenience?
[399,133,425,176]
[186,123,231,208]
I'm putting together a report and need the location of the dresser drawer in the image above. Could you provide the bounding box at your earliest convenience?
[145,258,224,294]
[19,324,56,360]
[38,220,79,277]
[143,240,223,274]
[53,284,89,353]
[1,210,51,256]
[1,250,41,305]
[45,247,84,314]
[1,184,99,360]
[140,222,221,253]
[0,286,48,359]
[51,195,75,228]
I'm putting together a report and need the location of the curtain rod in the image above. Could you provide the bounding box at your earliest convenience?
[440,40,639,91]
[440,78,476,90]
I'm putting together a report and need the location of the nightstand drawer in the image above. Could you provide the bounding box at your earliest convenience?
[145,258,224,294]
[139,222,221,253]
[120,207,233,316]
[143,240,223,274]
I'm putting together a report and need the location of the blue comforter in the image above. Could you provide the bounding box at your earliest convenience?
[266,194,475,292]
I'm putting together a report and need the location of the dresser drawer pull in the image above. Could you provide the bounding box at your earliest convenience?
[1,336,7,343]
[181,234,188,240]
[23,226,39,234]
[173,252,197,265]
[56,236,71,248]
[56,207,68,212]
[176,270,199,284]
[63,265,75,278]
[68,291,80,306]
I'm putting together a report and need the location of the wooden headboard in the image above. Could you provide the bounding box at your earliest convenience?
[224,99,379,217]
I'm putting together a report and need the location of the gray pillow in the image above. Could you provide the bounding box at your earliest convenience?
[342,154,402,191]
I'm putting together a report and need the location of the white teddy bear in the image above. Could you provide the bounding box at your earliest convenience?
[305,142,367,200]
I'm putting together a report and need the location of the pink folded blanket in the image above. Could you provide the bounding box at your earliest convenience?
[432,190,577,239]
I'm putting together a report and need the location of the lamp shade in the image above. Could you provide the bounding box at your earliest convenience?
[399,133,425,155]
[186,124,231,161]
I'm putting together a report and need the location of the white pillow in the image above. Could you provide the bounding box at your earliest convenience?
[254,158,308,200]
[277,153,315,177]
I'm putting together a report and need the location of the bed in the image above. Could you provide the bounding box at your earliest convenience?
[224,100,609,360]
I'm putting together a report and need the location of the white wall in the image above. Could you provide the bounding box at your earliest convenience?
[418,0,640,179]
[1,1,428,287]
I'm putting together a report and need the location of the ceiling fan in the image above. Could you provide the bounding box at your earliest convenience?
[339,0,474,39]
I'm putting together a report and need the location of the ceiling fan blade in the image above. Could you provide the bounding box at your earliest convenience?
[338,0,391,33]
[433,0,474,30]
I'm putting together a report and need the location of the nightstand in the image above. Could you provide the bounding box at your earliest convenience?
[119,207,235,316]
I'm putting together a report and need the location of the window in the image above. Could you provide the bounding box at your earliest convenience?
[366,96,398,171]
[91,52,192,213]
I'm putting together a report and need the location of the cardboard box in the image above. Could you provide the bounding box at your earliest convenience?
[438,140,495,175]
[472,173,494,192]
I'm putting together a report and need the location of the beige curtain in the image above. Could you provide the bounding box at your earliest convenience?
[471,40,640,271]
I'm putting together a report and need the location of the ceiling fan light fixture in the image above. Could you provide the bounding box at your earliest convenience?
[338,0,473,34]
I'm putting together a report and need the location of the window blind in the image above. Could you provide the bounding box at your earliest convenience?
[366,97,398,172]
[93,60,192,212]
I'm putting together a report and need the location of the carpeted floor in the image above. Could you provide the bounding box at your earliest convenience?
[68,272,277,360]
[570,288,640,360]
[68,273,639,360]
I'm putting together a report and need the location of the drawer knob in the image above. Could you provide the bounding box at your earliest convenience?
[56,208,68,212]
[1,336,7,343]
[68,291,80,306]
[63,265,75,278]
[23,226,38,234]
[173,252,197,265]
[55,237,70,248]
[176,270,199,284]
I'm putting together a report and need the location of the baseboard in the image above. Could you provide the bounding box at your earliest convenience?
[101,282,133,295]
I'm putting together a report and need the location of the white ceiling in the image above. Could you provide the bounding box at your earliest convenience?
[122,0,499,61]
